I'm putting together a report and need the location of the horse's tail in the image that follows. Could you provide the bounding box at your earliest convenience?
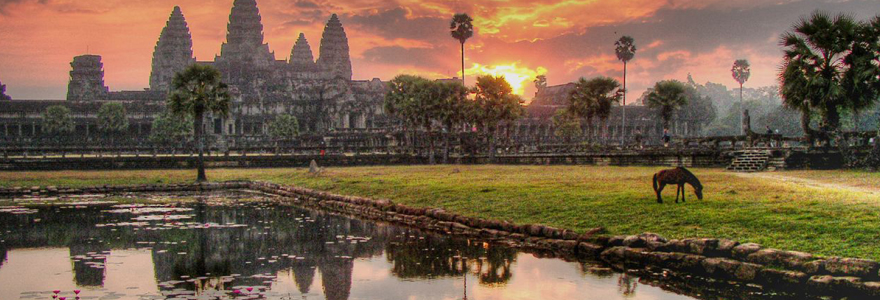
[652,173,659,192]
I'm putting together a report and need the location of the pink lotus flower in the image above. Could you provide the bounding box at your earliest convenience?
[246,287,253,292]
[73,290,80,295]
[53,290,61,294]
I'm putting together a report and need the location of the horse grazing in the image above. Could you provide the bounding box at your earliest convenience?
[652,167,703,204]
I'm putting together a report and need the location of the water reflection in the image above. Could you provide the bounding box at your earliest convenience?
[0,198,777,300]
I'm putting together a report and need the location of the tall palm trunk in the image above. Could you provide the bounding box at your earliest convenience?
[195,111,207,182]
[622,61,627,144]
[800,109,814,145]
[739,83,744,136]
[488,126,496,163]
[461,42,466,85]
[427,124,436,165]
[443,122,452,164]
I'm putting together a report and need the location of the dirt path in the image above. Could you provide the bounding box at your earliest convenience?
[734,172,880,195]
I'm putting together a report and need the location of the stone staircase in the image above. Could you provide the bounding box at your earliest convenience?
[727,150,772,172]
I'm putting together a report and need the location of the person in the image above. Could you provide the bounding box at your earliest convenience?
[662,128,671,147]
[634,127,644,149]
[766,126,773,135]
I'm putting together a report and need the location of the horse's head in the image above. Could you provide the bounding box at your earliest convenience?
[695,186,703,200]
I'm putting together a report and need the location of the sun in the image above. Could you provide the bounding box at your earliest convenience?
[463,63,547,96]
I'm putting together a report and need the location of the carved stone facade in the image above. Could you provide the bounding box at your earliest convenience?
[0,80,10,100]
[66,55,109,101]
[149,6,195,92]
[1,0,386,140]
[316,14,353,81]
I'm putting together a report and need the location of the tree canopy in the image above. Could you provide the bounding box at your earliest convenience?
[779,12,880,136]
[149,110,193,146]
[97,102,129,134]
[645,80,689,129]
[268,114,300,140]
[41,105,74,136]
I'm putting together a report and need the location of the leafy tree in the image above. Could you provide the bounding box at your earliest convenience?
[434,80,470,163]
[149,111,193,146]
[268,114,300,140]
[0,80,10,100]
[645,80,688,130]
[731,59,750,134]
[385,75,429,155]
[779,12,880,146]
[552,109,581,143]
[97,102,129,141]
[615,36,636,141]
[567,77,622,141]
[168,64,231,182]
[41,105,74,136]
[472,75,524,162]
[676,84,717,136]
[451,13,474,85]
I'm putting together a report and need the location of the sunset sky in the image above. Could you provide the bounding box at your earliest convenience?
[0,0,877,100]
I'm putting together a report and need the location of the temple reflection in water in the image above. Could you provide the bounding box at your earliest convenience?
[0,202,524,300]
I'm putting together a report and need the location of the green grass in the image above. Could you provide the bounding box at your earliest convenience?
[2,166,880,260]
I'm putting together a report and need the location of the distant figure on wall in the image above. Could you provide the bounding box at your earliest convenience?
[662,129,671,147]
[766,126,773,135]
[634,128,644,149]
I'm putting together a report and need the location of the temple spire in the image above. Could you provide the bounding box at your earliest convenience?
[290,33,317,72]
[0,79,10,100]
[149,6,195,92]
[317,14,352,80]
[218,0,274,65]
[67,55,109,101]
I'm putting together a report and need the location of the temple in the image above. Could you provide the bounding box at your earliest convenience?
[149,6,195,92]
[0,0,706,146]
[0,80,10,100]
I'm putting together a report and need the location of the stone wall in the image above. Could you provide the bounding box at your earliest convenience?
[0,151,731,171]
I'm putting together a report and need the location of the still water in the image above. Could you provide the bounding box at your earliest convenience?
[0,195,710,300]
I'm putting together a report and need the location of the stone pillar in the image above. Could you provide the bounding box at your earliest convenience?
[742,109,751,135]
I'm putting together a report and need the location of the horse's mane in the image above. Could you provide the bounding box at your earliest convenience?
[676,167,702,188]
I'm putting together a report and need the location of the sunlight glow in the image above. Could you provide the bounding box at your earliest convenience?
[463,63,548,95]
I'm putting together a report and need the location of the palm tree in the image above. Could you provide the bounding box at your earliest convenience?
[780,12,880,140]
[731,59,750,135]
[614,36,636,143]
[451,13,474,85]
[568,77,622,142]
[645,80,688,131]
[168,64,231,182]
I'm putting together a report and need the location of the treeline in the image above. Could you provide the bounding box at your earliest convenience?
[383,74,524,164]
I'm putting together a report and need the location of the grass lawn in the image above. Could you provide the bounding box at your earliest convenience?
[2,165,880,260]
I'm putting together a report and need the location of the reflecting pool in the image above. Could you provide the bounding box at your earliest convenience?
[0,195,800,300]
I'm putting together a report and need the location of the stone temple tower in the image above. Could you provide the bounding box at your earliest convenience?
[66,55,109,101]
[217,0,275,66]
[290,33,317,72]
[0,80,10,100]
[317,14,352,80]
[150,6,195,92]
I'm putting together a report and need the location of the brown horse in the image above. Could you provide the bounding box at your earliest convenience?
[652,167,703,204]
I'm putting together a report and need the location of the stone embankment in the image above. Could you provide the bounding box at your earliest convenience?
[1,181,878,297]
